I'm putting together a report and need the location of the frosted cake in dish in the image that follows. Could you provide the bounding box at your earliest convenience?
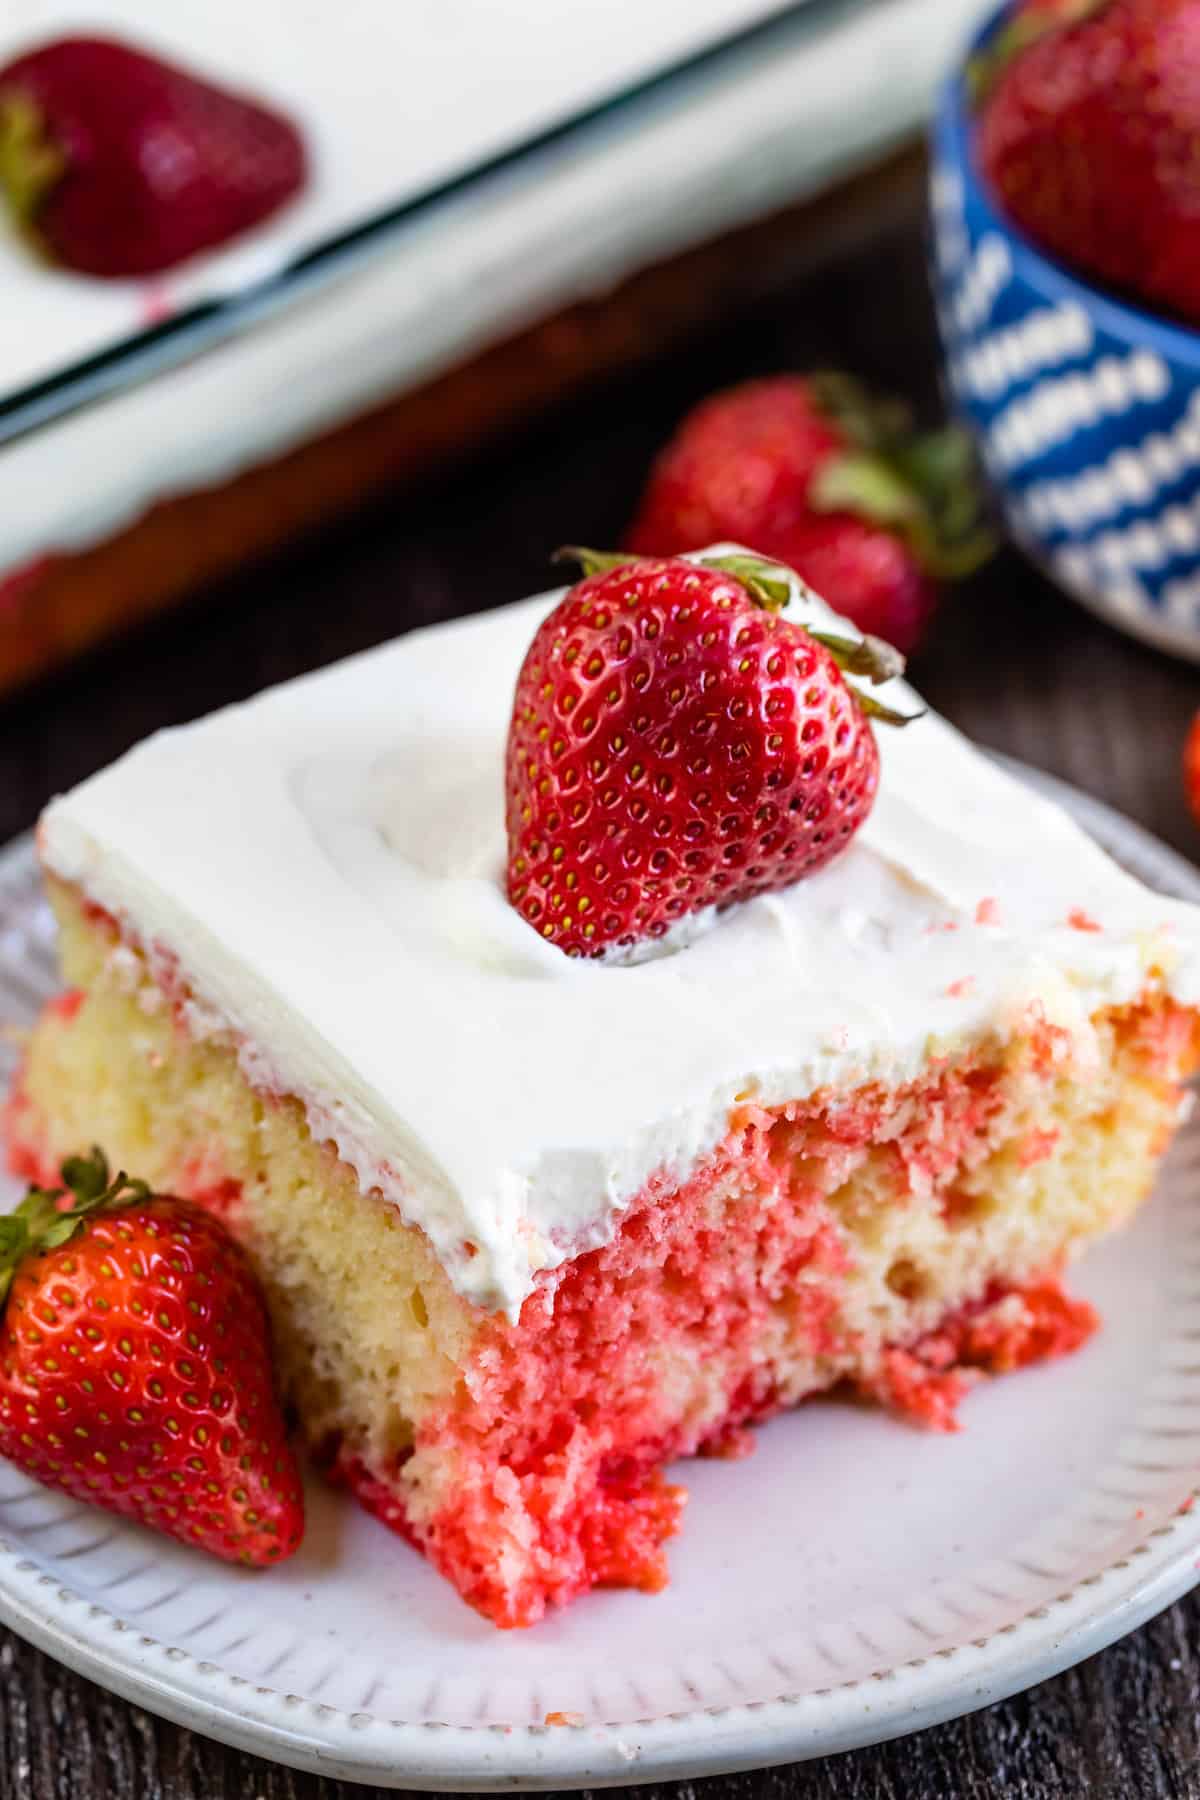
[0,0,988,700]
[7,560,1200,1626]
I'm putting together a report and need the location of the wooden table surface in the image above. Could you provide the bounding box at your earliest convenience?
[1,198,1199,1800]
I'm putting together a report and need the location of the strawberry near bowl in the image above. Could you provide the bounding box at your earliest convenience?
[929,0,1200,663]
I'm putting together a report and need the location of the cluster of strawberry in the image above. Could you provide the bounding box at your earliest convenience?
[975,0,1200,328]
[972,0,1200,830]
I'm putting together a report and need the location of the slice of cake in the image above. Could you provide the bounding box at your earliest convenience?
[6,551,1200,1628]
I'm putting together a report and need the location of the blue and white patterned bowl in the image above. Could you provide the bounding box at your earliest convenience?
[930,3,1200,662]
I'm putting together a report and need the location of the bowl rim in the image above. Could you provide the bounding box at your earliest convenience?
[934,0,1200,364]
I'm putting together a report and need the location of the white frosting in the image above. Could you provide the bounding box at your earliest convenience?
[39,561,1200,1318]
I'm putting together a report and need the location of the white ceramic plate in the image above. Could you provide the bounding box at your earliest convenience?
[0,764,1199,1791]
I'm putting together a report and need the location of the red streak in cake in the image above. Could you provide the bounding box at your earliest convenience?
[1068,909,1103,933]
[177,1153,243,1217]
[78,896,120,936]
[1128,997,1199,1082]
[10,983,1189,1630]
[40,1001,1115,1631]
[1018,1127,1061,1168]
[329,1453,421,1550]
[872,1279,1098,1431]
[379,1041,1093,1627]
[333,1442,685,1628]
[2,991,87,1176]
[1,1057,43,1184]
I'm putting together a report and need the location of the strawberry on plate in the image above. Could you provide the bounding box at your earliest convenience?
[975,0,1200,326]
[0,36,307,278]
[0,1149,303,1565]
[626,374,992,655]
[506,548,916,960]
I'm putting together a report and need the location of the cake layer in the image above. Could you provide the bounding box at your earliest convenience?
[38,561,1200,1317]
[8,888,1198,1624]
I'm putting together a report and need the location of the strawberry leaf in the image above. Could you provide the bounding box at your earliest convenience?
[553,546,638,580]
[61,1147,111,1202]
[967,0,1111,104]
[697,553,793,613]
[0,1212,31,1304]
[0,1150,155,1310]
[807,370,912,452]
[552,546,922,722]
[854,689,927,728]
[0,90,66,238]
[811,454,922,532]
[811,431,995,582]
[40,1217,81,1249]
[0,1217,28,1258]
[808,629,906,687]
[803,370,995,583]
[556,547,794,612]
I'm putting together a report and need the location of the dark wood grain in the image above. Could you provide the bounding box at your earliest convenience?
[1,193,1199,1800]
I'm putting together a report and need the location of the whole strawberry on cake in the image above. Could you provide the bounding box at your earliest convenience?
[6,547,1200,1627]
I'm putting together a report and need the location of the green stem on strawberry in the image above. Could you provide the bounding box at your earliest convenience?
[0,90,64,241]
[557,545,794,613]
[557,544,816,624]
[555,546,922,723]
[967,0,1111,103]
[0,1149,150,1303]
[851,688,923,728]
[810,629,903,687]
[804,375,996,584]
